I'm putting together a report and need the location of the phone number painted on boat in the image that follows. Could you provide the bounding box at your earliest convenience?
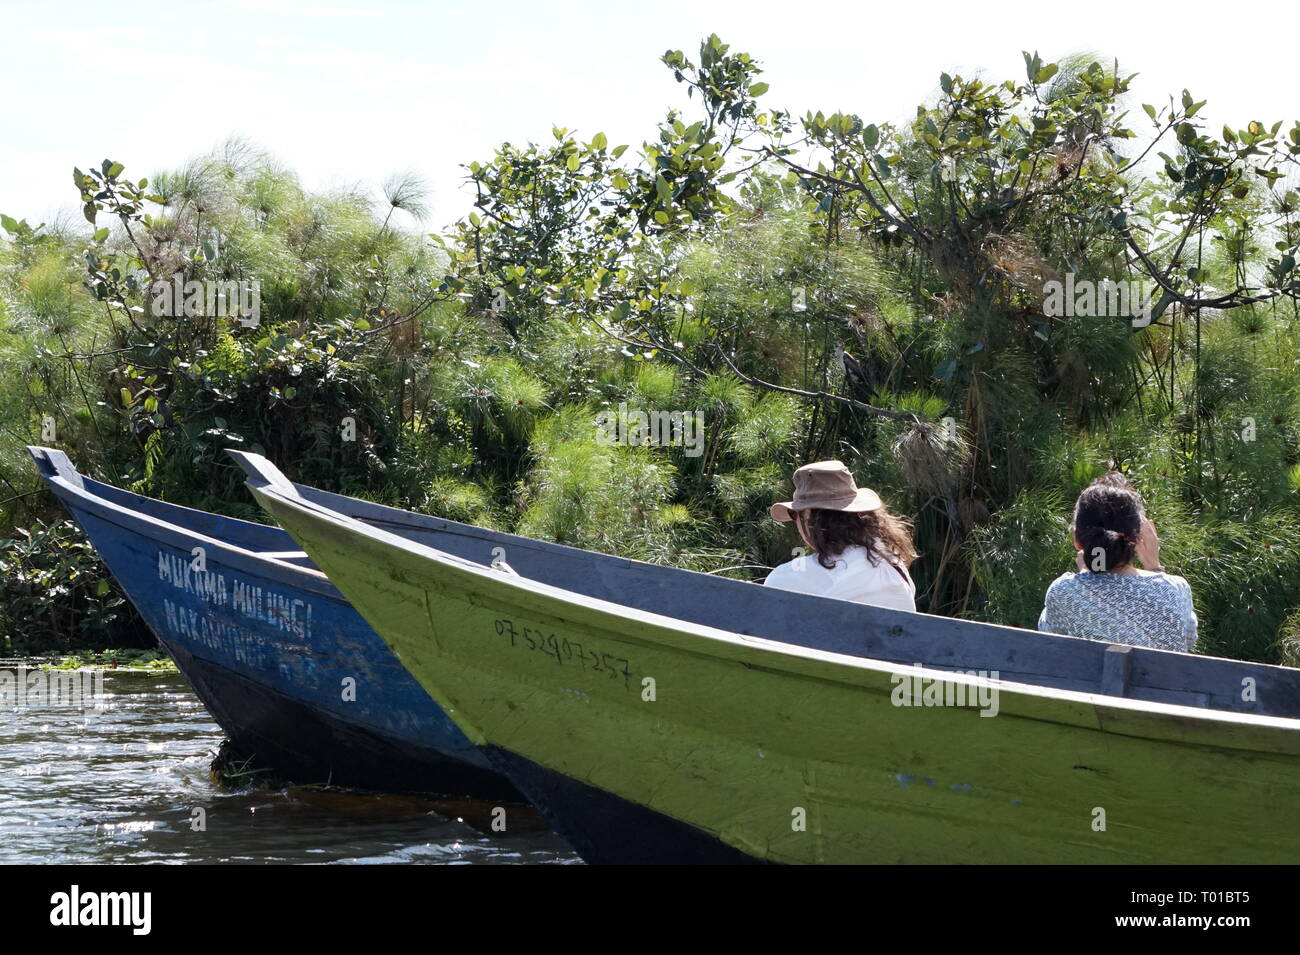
[493,617,634,690]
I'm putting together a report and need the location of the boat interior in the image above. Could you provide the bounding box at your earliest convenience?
[28,445,1300,720]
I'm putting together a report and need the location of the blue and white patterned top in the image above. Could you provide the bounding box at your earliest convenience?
[1038,571,1198,652]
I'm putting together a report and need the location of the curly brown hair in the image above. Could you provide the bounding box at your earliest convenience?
[794,507,919,571]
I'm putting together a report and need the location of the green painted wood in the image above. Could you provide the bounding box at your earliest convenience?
[255,486,1300,864]
[230,451,1300,719]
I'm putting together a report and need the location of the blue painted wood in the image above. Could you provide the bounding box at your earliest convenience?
[27,446,514,798]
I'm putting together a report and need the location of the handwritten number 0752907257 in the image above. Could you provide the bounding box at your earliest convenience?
[493,617,633,690]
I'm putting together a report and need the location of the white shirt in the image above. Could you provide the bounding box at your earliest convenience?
[764,544,917,612]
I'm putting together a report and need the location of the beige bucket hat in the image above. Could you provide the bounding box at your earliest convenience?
[770,460,883,522]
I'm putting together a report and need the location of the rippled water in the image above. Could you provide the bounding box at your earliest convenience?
[0,663,578,864]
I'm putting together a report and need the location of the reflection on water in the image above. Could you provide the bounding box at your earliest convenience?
[0,663,578,864]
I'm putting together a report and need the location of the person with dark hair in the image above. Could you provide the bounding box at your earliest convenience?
[1038,472,1197,651]
[764,460,917,612]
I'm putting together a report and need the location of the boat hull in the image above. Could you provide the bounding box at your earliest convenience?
[176,643,509,794]
[28,447,517,800]
[483,746,763,864]
[253,478,1300,864]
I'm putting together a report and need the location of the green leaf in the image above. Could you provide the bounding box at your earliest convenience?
[82,202,97,225]
[591,131,608,150]
[862,124,879,149]
[93,227,109,243]
[0,214,18,234]
[749,81,769,97]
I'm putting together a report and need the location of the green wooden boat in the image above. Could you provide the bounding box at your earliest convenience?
[241,454,1300,864]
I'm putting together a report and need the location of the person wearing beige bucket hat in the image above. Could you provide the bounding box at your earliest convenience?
[765,460,918,612]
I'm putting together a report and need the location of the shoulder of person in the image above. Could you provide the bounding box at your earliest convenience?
[1044,571,1080,595]
[764,554,816,586]
[1142,569,1191,589]
[861,543,905,567]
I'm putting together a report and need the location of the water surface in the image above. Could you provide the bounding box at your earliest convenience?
[0,663,578,864]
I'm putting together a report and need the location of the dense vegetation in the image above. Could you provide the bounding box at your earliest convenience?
[3,36,1299,664]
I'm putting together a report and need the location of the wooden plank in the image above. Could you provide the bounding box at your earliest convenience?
[1101,645,1132,697]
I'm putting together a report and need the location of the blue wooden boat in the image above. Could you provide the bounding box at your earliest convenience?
[236,451,1300,864]
[27,445,518,798]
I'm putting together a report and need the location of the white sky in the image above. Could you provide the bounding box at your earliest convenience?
[2,0,1296,232]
